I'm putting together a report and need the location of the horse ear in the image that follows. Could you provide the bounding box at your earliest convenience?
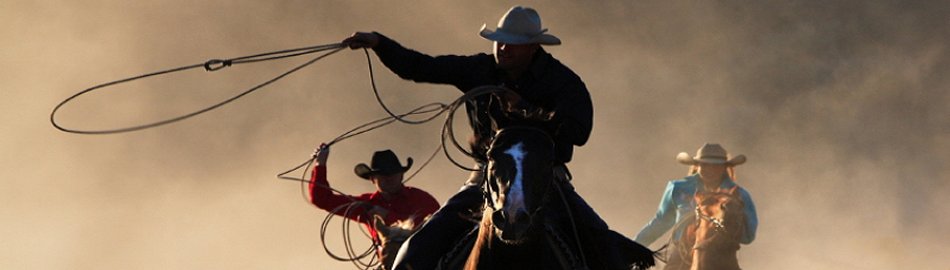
[372,215,389,234]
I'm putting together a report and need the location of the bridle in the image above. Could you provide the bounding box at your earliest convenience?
[483,171,556,239]
[691,195,745,251]
[482,127,558,243]
[663,192,745,266]
[471,127,589,269]
[694,206,726,233]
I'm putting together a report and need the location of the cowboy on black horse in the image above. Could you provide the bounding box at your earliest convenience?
[341,6,653,269]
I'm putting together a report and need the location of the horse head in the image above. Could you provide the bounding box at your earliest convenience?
[484,126,557,244]
[689,186,746,270]
[459,124,656,270]
[372,215,422,270]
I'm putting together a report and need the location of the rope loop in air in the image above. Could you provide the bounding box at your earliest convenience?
[50,43,344,135]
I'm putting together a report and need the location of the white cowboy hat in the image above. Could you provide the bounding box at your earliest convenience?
[479,6,561,45]
[676,143,747,166]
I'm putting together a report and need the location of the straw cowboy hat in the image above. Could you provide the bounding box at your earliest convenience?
[479,6,561,45]
[354,150,413,180]
[676,143,747,166]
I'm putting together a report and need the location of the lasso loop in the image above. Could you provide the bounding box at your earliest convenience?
[53,40,517,269]
[50,43,344,134]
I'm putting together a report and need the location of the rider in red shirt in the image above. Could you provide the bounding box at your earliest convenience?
[309,143,440,242]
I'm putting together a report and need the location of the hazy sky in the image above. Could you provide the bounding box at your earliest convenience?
[3,1,948,269]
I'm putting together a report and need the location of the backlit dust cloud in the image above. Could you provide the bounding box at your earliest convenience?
[2,1,947,269]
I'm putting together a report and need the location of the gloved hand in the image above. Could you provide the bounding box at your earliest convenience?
[341,32,380,49]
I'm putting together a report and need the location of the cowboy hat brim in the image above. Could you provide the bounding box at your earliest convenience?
[676,152,746,166]
[479,24,561,45]
[354,157,414,180]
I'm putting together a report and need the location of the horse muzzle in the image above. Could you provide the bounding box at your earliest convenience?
[491,209,532,244]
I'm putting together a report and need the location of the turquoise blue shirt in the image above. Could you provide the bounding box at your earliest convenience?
[635,174,758,246]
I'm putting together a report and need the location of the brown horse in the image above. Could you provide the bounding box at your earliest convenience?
[670,186,746,270]
[372,216,424,270]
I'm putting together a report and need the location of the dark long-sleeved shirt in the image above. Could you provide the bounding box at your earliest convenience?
[371,33,593,163]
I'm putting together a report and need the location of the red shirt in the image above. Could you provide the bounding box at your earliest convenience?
[309,165,440,241]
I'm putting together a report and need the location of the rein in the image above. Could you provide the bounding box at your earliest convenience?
[543,223,586,270]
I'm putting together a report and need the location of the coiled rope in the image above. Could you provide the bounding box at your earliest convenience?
[275,51,511,269]
[275,51,512,268]
[50,43,513,269]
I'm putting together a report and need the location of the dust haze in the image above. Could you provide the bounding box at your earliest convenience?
[3,1,948,269]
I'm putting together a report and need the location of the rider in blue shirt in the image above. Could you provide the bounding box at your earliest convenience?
[636,143,758,268]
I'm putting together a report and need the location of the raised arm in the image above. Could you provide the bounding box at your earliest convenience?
[309,144,367,221]
[343,31,490,88]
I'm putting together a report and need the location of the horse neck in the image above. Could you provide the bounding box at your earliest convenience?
[691,234,740,270]
[464,208,578,270]
[378,226,413,270]
[380,244,396,270]
[691,246,740,270]
[464,208,495,270]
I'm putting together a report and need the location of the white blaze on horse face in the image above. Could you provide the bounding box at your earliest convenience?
[503,142,528,222]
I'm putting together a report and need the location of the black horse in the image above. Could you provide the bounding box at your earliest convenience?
[437,126,654,270]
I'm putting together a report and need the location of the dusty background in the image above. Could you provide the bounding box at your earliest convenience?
[3,1,948,269]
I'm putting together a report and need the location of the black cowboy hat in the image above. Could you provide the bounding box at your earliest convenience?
[354,150,413,180]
